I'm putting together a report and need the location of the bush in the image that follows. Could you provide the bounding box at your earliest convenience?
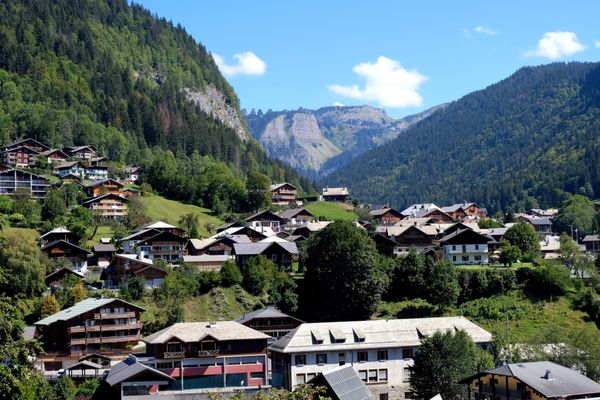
[458,269,516,303]
[197,271,221,294]
[524,264,572,298]
[220,261,243,287]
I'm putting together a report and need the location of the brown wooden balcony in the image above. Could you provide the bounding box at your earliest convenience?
[94,311,136,319]
[164,351,185,359]
[198,350,219,357]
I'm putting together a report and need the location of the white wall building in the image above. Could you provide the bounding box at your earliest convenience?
[439,228,491,265]
[269,317,493,400]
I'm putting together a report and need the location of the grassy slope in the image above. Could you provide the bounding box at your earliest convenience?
[1,226,39,241]
[138,194,222,237]
[305,201,357,221]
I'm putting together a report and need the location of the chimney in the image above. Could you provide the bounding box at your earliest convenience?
[543,370,553,380]
[138,251,145,260]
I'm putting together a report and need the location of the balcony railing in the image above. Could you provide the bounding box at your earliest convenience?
[198,350,219,357]
[94,311,136,319]
[164,351,185,359]
[69,322,141,333]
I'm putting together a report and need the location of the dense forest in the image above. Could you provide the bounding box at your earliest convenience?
[0,0,316,207]
[326,62,600,213]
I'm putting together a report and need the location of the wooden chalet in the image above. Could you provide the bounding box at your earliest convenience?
[246,210,285,233]
[41,240,91,272]
[322,187,350,202]
[41,149,68,164]
[85,178,124,197]
[45,268,84,288]
[124,165,140,183]
[40,227,81,246]
[233,241,298,270]
[270,182,297,205]
[216,221,243,233]
[236,305,304,341]
[373,233,401,258]
[582,235,600,253]
[101,254,166,289]
[134,230,186,262]
[0,145,40,167]
[35,298,144,369]
[65,145,97,159]
[277,207,314,229]
[82,193,128,219]
[1,138,50,153]
[185,235,252,256]
[369,207,403,225]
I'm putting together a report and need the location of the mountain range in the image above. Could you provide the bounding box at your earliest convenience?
[244,104,446,180]
[324,62,600,213]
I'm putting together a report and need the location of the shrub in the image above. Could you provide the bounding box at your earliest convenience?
[220,261,243,287]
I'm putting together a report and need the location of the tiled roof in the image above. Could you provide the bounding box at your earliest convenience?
[143,321,270,344]
[270,316,492,353]
[35,298,143,326]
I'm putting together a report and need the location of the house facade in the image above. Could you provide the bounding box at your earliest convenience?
[278,208,314,230]
[41,239,91,273]
[246,210,284,233]
[35,298,144,370]
[270,317,493,400]
[0,145,40,167]
[82,193,129,219]
[439,228,490,265]
[462,361,600,400]
[104,321,270,396]
[322,187,350,203]
[233,241,298,270]
[101,254,166,289]
[0,168,51,198]
[369,208,403,226]
[236,306,303,341]
[271,183,297,205]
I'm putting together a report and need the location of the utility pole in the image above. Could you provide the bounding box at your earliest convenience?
[504,313,510,365]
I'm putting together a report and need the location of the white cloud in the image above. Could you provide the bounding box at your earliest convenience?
[212,51,267,77]
[328,56,427,108]
[596,40,600,48]
[526,31,586,59]
[473,26,498,36]
[332,102,345,107]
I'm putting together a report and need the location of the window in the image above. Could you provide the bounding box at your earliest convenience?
[316,353,327,365]
[296,374,306,384]
[271,254,278,262]
[462,255,469,262]
[405,392,415,399]
[378,369,388,382]
[357,351,368,362]
[306,373,316,381]
[359,370,367,382]
[452,245,456,251]
[368,370,377,382]
[403,367,412,382]
[380,394,389,400]
[462,245,467,252]
[295,355,306,366]
[167,343,181,352]
[474,255,482,261]
[452,255,457,262]
[475,244,479,250]
[338,352,346,366]
[377,350,388,361]
[402,348,413,359]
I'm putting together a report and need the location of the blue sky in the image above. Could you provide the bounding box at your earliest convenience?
[137,1,600,118]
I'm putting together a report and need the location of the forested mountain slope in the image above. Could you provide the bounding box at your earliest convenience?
[245,104,445,179]
[325,62,600,212]
[0,0,316,198]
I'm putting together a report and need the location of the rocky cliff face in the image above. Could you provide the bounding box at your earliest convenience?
[185,85,249,141]
[245,104,446,179]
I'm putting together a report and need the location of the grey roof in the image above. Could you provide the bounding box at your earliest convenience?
[85,178,123,188]
[270,182,296,191]
[82,193,128,205]
[270,316,492,353]
[233,241,298,256]
[310,364,373,400]
[323,187,349,196]
[278,208,313,220]
[106,355,174,386]
[369,207,399,217]
[41,239,91,254]
[143,321,270,344]
[35,298,142,326]
[528,217,553,226]
[466,362,600,398]
[236,305,303,325]
[66,360,103,370]
[45,267,84,282]
[401,203,440,216]
[93,243,117,253]
[40,226,72,239]
[582,235,600,242]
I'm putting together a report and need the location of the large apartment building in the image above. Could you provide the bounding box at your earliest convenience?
[269,317,493,400]
[105,321,270,396]
[35,298,144,371]
[0,168,51,198]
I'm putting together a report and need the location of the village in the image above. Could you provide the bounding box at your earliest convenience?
[3,137,600,399]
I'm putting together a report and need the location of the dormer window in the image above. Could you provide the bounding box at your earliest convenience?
[330,328,346,343]
[353,327,366,342]
[311,330,324,344]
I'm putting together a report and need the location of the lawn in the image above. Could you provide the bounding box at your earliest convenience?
[88,225,113,245]
[305,201,357,221]
[183,286,262,321]
[456,263,533,270]
[138,194,222,237]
